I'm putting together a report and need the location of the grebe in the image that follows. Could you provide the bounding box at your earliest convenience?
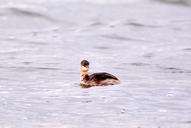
[80,60,120,87]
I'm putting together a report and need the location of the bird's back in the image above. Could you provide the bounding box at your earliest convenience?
[86,72,120,86]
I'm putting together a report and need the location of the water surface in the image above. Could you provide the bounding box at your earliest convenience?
[0,0,191,128]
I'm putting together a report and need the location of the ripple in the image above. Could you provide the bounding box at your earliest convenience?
[153,0,191,6]
[88,22,105,27]
[129,62,150,67]
[0,66,61,71]
[157,66,191,73]
[184,48,191,51]
[101,34,145,42]
[185,121,191,123]
[143,53,155,58]
[0,48,38,54]
[125,22,160,28]
[94,46,111,49]
[7,7,56,22]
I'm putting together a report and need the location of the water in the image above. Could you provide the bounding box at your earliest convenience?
[0,0,191,127]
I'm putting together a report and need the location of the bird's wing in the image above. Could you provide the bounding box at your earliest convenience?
[89,72,118,81]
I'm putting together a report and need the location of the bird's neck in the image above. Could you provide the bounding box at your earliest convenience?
[80,70,89,82]
[81,71,88,78]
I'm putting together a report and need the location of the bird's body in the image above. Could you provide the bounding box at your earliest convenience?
[80,60,120,87]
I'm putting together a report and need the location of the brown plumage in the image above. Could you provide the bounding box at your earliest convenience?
[80,60,120,88]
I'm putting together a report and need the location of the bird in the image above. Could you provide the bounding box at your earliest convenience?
[80,60,120,88]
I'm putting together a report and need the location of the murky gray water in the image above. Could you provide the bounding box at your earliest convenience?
[0,0,191,127]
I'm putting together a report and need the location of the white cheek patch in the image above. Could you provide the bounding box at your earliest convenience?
[82,66,88,71]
